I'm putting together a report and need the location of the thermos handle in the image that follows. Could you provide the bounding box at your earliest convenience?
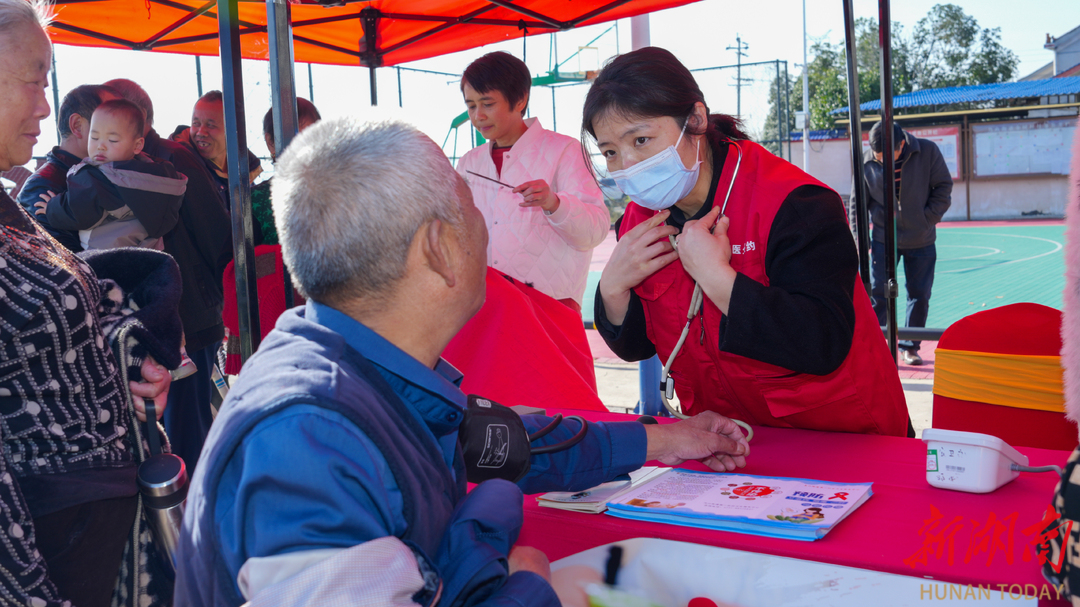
[145,399,162,457]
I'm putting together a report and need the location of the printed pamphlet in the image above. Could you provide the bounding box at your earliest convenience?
[605,469,872,541]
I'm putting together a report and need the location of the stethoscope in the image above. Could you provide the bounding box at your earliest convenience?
[659,140,754,443]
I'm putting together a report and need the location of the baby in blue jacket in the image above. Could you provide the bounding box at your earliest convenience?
[36,99,187,251]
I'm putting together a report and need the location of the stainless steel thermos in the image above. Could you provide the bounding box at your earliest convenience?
[137,400,188,578]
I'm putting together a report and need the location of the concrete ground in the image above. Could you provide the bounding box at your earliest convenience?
[594,362,935,438]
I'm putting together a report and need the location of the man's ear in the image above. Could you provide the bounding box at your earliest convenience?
[423,219,457,288]
[264,132,276,160]
[69,114,86,140]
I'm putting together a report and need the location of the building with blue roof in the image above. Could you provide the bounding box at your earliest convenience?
[830,77,1080,115]
[790,73,1076,222]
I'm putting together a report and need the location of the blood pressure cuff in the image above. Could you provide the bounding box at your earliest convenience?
[459,395,532,483]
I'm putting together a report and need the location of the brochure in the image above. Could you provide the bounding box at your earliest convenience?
[537,467,670,514]
[605,469,873,541]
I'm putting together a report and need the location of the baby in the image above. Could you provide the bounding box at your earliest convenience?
[37,99,187,251]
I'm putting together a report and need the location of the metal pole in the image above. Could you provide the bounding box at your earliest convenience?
[551,87,556,132]
[218,0,261,361]
[551,33,557,131]
[50,52,60,144]
[842,0,871,296]
[775,60,781,156]
[879,0,898,363]
[369,67,377,106]
[196,55,203,97]
[308,63,314,102]
[397,66,403,107]
[802,0,810,171]
[629,13,663,416]
[267,0,300,310]
[630,14,649,49]
[737,35,742,117]
[267,0,299,158]
[727,35,749,119]
[360,8,380,106]
[785,61,791,161]
[964,114,971,220]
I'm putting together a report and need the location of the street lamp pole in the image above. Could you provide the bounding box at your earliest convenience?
[802,0,810,172]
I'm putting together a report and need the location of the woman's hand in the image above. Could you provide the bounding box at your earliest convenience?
[513,179,560,213]
[678,207,738,314]
[599,210,679,325]
[130,356,171,422]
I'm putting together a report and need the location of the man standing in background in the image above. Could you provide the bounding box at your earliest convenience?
[853,121,953,366]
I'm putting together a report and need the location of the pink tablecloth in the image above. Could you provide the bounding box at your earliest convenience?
[519,410,1072,606]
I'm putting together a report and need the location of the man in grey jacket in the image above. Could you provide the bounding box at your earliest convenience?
[852,121,952,365]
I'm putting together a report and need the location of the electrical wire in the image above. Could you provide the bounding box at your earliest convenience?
[1011,463,1063,476]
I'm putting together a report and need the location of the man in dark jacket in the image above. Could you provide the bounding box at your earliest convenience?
[104,78,232,474]
[852,122,953,365]
[18,84,118,251]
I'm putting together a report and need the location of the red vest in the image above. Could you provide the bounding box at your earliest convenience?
[619,141,907,436]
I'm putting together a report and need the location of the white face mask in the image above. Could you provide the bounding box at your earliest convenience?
[609,121,702,211]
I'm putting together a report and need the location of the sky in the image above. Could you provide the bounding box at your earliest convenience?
[37,0,1080,168]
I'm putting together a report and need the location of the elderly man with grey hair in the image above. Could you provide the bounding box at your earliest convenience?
[175,118,749,607]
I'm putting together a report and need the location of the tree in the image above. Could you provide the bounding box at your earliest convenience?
[907,4,1019,90]
[761,72,797,156]
[765,4,1019,134]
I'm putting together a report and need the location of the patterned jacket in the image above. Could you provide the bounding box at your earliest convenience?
[1043,447,1080,602]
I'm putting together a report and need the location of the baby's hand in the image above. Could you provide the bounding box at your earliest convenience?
[33,191,56,215]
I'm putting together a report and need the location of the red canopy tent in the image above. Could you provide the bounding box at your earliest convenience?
[46,0,693,67]
[44,0,699,361]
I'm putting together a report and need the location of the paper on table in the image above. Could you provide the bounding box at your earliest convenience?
[537,467,671,514]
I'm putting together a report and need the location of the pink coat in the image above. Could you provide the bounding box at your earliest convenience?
[457,118,609,304]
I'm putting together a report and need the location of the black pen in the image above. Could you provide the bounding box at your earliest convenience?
[603,545,623,586]
[466,170,514,189]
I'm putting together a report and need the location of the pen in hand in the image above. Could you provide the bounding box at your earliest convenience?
[465,170,514,189]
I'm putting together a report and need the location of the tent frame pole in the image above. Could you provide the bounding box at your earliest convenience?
[218,0,261,362]
[361,7,380,106]
[878,0,898,363]
[842,0,871,296]
[267,0,300,309]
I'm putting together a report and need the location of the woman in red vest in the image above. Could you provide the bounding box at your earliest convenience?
[586,47,908,437]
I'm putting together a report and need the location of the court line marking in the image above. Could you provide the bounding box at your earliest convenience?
[934,233,1063,274]
[936,245,1001,261]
